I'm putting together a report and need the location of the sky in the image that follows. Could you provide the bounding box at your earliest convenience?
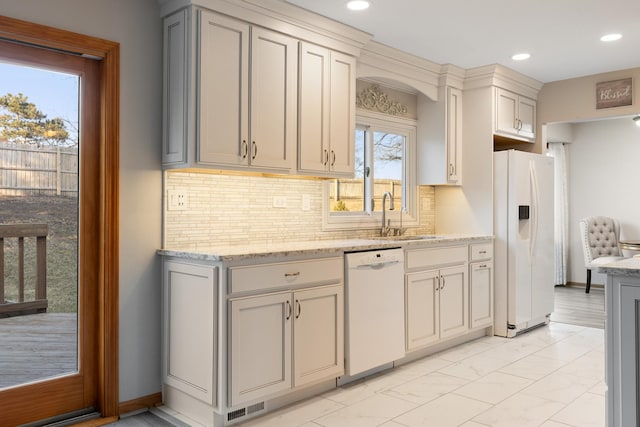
[0,61,79,131]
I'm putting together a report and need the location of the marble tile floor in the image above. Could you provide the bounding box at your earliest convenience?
[236,322,605,427]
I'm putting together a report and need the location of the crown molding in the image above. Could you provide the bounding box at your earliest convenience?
[158,0,372,56]
[464,64,543,98]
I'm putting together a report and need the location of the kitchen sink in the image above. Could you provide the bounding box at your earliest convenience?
[379,235,439,241]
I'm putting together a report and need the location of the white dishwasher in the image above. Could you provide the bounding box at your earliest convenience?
[344,248,406,377]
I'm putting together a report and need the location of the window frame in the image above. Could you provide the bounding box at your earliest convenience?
[322,109,418,231]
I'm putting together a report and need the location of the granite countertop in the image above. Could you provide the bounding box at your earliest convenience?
[598,256,640,276]
[158,234,493,262]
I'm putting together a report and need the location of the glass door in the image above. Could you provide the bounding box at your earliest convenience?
[0,38,101,425]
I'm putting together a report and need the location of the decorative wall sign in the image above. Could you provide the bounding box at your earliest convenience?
[596,78,632,109]
[356,85,408,116]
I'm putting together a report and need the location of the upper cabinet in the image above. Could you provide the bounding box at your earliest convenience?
[298,42,356,177]
[418,85,463,185]
[494,87,536,142]
[163,8,297,173]
[161,2,369,176]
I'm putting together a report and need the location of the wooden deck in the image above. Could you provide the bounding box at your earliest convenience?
[0,312,77,389]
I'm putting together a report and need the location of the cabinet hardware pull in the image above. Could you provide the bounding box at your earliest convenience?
[286,300,292,320]
[284,272,300,278]
[436,276,440,291]
[252,141,257,160]
[323,149,329,166]
[479,264,487,268]
[241,140,248,158]
[331,150,336,166]
[479,250,487,254]
[296,300,301,319]
[440,275,445,290]
[449,163,454,176]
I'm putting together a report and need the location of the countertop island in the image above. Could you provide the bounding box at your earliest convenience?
[600,256,640,427]
[598,256,640,276]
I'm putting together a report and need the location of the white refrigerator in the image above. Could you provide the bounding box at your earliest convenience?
[494,150,555,337]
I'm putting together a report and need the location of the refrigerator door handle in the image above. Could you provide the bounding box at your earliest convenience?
[529,160,539,262]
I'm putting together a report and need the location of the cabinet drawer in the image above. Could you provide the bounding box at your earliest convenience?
[230,257,343,294]
[406,246,468,270]
[470,242,493,261]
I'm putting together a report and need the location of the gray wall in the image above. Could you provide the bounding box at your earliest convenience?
[0,0,163,402]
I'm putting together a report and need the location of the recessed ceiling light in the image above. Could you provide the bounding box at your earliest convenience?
[346,0,370,11]
[601,33,622,42]
[512,53,531,61]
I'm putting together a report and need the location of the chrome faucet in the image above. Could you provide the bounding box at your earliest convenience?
[381,192,394,236]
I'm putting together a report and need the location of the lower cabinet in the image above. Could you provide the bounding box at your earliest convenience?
[405,264,468,352]
[229,284,343,407]
[470,261,494,329]
[162,260,217,406]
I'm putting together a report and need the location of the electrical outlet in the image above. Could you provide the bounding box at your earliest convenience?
[168,189,188,211]
[273,196,286,208]
[302,194,311,211]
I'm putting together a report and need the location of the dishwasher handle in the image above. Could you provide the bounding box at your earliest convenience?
[355,259,401,270]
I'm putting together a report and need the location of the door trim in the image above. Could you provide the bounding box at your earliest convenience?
[0,14,120,418]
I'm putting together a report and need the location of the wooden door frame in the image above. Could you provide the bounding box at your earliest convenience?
[0,15,120,419]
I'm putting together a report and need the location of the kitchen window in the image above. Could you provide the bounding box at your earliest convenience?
[323,110,417,230]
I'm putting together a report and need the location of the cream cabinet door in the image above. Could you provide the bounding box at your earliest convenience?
[198,10,250,167]
[229,292,292,406]
[446,87,462,183]
[495,88,519,137]
[328,51,356,175]
[517,96,536,139]
[162,10,188,165]
[405,270,440,351]
[163,261,216,405]
[438,265,468,339]
[293,285,344,387]
[298,42,330,173]
[250,27,297,171]
[470,261,493,329]
[298,44,355,177]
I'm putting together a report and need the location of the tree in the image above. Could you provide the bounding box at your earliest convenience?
[0,93,71,146]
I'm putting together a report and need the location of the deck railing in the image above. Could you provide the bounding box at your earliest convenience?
[0,224,48,317]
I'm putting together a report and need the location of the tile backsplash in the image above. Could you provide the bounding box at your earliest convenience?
[164,171,435,248]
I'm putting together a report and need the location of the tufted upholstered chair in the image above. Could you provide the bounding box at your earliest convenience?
[579,216,625,293]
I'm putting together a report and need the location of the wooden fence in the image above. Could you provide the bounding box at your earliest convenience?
[0,142,78,196]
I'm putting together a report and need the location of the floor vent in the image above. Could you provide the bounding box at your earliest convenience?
[227,408,246,422]
[227,402,265,423]
[247,402,265,414]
